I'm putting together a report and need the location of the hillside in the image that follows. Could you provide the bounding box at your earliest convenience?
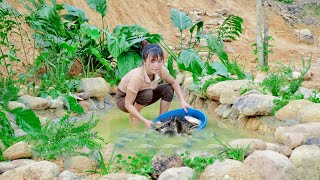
[7,0,320,88]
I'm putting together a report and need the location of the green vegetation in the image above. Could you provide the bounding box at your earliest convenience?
[276,0,294,4]
[115,152,154,178]
[181,150,215,175]
[252,36,274,63]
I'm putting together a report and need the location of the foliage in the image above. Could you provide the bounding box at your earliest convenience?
[10,107,42,134]
[0,110,15,147]
[115,152,154,178]
[87,149,115,175]
[165,8,247,88]
[180,150,215,175]
[216,139,249,162]
[261,73,286,96]
[251,36,274,62]
[28,112,104,160]
[0,148,6,161]
[0,78,20,107]
[307,91,320,103]
[276,0,294,4]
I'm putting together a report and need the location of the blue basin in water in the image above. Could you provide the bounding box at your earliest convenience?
[153,108,207,130]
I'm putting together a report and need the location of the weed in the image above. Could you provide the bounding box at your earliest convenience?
[87,149,116,175]
[180,150,215,176]
[216,138,249,162]
[28,112,104,160]
[115,152,155,178]
[0,78,20,107]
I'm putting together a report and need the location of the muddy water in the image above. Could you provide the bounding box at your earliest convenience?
[93,100,273,151]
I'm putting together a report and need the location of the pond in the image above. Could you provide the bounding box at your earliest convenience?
[93,99,273,152]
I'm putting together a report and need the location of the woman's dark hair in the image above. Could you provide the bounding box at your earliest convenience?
[141,40,164,62]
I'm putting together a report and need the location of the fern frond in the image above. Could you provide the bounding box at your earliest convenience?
[218,15,244,41]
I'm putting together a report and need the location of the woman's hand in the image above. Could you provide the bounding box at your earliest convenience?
[144,120,154,128]
[180,99,192,113]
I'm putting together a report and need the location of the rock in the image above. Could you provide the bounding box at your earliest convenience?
[297,104,320,123]
[298,29,314,45]
[48,98,64,109]
[158,166,196,180]
[303,136,320,147]
[294,87,315,98]
[229,138,266,155]
[208,19,219,25]
[244,150,297,180]
[152,153,183,179]
[275,122,320,149]
[7,101,26,110]
[2,161,60,179]
[75,92,92,100]
[175,72,185,85]
[183,76,193,95]
[64,156,97,173]
[205,99,219,114]
[3,141,32,160]
[0,159,35,173]
[206,80,249,101]
[80,77,109,100]
[18,95,49,110]
[200,159,262,180]
[290,145,320,180]
[58,170,78,180]
[254,73,267,83]
[232,94,276,116]
[292,71,301,80]
[275,99,314,121]
[99,173,148,180]
[109,85,117,95]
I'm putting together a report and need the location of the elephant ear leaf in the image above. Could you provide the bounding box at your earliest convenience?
[170,8,193,31]
[11,108,42,134]
[86,0,108,17]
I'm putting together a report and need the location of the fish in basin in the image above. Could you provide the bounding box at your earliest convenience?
[153,115,201,136]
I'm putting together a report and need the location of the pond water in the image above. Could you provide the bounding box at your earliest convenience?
[93,100,273,152]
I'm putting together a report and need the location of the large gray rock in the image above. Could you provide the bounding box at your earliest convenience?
[298,29,314,45]
[18,95,49,110]
[2,161,60,179]
[0,159,35,173]
[206,80,250,101]
[80,77,109,100]
[3,141,32,160]
[158,166,197,180]
[275,99,314,121]
[232,94,276,116]
[275,122,320,149]
[297,104,320,123]
[290,145,320,180]
[99,173,148,180]
[244,150,297,180]
[200,159,262,180]
[229,138,266,155]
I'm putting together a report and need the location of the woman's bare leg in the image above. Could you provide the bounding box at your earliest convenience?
[129,103,145,127]
[159,100,171,115]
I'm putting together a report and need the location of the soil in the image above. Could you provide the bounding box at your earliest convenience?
[6,0,320,89]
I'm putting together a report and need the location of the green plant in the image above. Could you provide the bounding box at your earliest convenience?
[164,8,246,90]
[115,152,154,178]
[0,148,6,161]
[276,0,294,4]
[307,91,320,103]
[261,73,286,96]
[0,110,15,147]
[0,78,20,107]
[216,139,249,162]
[251,36,274,62]
[180,150,215,176]
[87,149,116,175]
[28,111,104,160]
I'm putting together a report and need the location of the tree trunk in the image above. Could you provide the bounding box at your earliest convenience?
[256,0,264,68]
[263,0,269,67]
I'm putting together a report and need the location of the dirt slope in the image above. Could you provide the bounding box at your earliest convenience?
[7,0,320,88]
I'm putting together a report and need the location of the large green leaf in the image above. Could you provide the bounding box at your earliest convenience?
[86,0,108,17]
[106,32,129,58]
[205,35,230,67]
[116,51,141,79]
[177,49,204,76]
[62,4,88,23]
[170,8,192,31]
[64,95,84,114]
[0,111,15,147]
[207,62,228,77]
[81,24,100,41]
[113,25,149,38]
[190,21,203,36]
[11,108,41,134]
[90,46,112,71]
[167,54,177,78]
